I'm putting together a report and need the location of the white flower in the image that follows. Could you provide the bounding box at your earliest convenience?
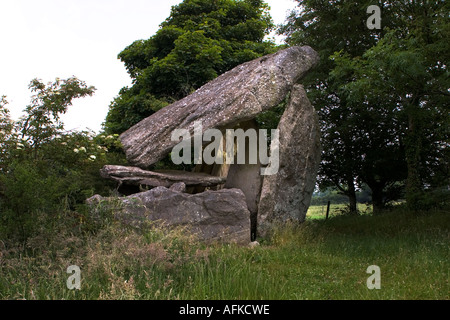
[79,147,87,152]
[61,142,68,146]
[17,143,25,148]
[89,155,96,161]
[73,148,79,153]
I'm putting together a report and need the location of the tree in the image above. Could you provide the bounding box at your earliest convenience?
[280,0,395,213]
[18,77,96,159]
[281,0,448,212]
[104,0,276,134]
[0,96,14,172]
[332,4,449,210]
[0,77,124,243]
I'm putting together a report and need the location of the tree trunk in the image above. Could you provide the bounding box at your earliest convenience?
[371,185,384,214]
[347,178,358,214]
[405,110,423,210]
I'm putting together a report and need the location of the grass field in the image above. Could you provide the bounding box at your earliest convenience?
[0,206,448,300]
[307,203,373,219]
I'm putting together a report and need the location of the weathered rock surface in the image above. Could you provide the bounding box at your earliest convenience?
[87,187,251,244]
[97,46,322,241]
[224,120,263,240]
[120,46,320,168]
[100,165,226,189]
[257,84,321,236]
[169,182,187,193]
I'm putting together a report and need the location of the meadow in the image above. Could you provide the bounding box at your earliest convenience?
[0,205,448,300]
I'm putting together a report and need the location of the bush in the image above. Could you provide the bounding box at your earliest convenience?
[0,132,127,244]
[0,77,127,246]
[0,161,62,243]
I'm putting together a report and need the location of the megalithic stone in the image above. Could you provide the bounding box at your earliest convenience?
[257,84,321,237]
[100,165,227,188]
[120,46,319,168]
[87,187,251,244]
[224,119,263,241]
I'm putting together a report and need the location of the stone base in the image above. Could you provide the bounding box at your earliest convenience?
[87,187,251,244]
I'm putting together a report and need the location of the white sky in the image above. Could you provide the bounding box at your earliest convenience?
[0,0,296,133]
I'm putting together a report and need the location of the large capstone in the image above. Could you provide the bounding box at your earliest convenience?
[120,46,319,168]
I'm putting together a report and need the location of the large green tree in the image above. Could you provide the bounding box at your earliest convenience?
[104,0,276,134]
[281,0,399,213]
[281,0,448,212]
[332,2,449,210]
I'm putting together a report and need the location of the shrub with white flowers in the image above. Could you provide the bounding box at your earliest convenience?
[0,78,127,242]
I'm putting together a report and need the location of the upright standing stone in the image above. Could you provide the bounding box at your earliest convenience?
[257,84,321,236]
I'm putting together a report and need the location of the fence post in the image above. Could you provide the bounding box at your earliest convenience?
[326,201,331,220]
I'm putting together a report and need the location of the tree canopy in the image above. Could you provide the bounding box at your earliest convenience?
[104,0,277,134]
[281,0,449,212]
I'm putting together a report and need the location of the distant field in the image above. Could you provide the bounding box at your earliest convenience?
[307,203,373,219]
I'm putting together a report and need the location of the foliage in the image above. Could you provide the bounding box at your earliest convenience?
[0,96,14,172]
[330,2,449,210]
[104,0,277,134]
[281,0,449,212]
[18,78,95,153]
[0,78,127,244]
[310,186,373,206]
[280,0,393,213]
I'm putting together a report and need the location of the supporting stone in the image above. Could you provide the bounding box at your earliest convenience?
[257,84,321,236]
[191,135,230,194]
[87,187,251,244]
[224,120,263,241]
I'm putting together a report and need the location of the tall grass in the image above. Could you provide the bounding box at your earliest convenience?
[0,207,448,300]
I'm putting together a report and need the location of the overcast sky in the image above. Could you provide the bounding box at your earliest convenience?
[0,0,296,133]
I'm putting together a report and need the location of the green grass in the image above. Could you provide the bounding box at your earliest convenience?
[0,208,448,300]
